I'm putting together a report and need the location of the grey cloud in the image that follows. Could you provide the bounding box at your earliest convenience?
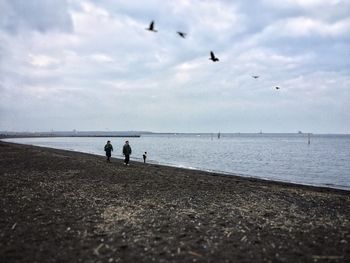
[0,0,349,133]
[0,0,73,33]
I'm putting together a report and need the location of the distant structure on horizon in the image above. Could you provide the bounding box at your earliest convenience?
[0,130,143,139]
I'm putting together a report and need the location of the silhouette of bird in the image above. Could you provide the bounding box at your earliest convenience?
[177,31,187,38]
[275,86,280,90]
[146,21,157,32]
[252,75,259,79]
[209,51,219,62]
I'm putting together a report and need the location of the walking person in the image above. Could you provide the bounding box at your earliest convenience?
[122,140,132,166]
[104,140,113,162]
[143,152,147,163]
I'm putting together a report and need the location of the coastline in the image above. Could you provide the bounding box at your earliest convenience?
[1,141,349,262]
[2,138,350,192]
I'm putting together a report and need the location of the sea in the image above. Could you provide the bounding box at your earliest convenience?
[3,133,350,191]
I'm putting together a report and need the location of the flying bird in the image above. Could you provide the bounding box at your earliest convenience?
[177,31,187,38]
[275,86,280,90]
[252,75,259,79]
[209,51,219,62]
[146,21,157,32]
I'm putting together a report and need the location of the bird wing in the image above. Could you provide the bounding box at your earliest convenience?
[178,32,186,38]
[150,21,154,30]
[210,51,215,59]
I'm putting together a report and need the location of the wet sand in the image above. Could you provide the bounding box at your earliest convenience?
[0,141,349,262]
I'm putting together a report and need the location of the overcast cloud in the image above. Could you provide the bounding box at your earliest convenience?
[0,0,349,133]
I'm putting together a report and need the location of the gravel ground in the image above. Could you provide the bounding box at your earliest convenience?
[0,141,349,263]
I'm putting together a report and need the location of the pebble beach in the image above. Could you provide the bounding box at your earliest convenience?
[0,141,349,262]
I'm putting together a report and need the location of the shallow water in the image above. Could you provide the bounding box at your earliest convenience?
[3,133,350,190]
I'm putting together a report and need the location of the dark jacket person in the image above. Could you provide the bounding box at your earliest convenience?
[104,141,113,162]
[122,141,132,165]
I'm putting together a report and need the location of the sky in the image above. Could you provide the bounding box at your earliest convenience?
[0,0,349,133]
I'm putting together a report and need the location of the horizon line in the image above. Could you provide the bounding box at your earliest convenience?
[1,130,349,135]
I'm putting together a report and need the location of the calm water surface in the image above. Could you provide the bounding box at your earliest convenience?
[3,134,350,191]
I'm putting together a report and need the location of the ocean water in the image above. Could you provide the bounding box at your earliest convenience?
[3,133,350,191]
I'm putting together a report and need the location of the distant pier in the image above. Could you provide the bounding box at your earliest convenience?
[0,134,141,139]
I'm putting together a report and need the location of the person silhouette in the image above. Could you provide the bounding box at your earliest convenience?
[143,152,147,163]
[122,141,132,166]
[104,140,113,162]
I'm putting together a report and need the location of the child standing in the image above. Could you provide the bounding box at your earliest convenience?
[143,152,147,163]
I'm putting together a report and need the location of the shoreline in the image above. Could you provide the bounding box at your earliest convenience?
[1,141,349,262]
[2,140,350,193]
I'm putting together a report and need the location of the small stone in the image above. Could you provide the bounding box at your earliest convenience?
[120,244,128,249]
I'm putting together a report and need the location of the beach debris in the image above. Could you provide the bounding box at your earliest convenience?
[188,251,203,257]
[11,222,17,230]
[146,21,157,32]
[209,51,219,62]
[312,255,344,260]
[240,235,247,242]
[93,243,104,256]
